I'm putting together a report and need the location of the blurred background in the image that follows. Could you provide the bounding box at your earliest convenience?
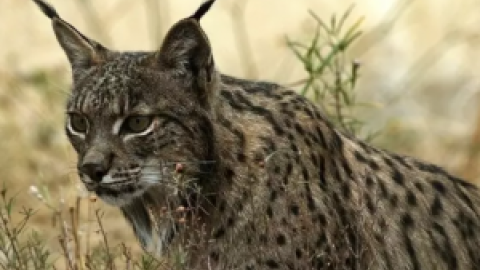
[1,0,480,267]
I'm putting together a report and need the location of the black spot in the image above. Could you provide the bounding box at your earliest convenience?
[227,217,235,227]
[313,258,325,269]
[430,222,458,269]
[305,183,316,211]
[302,167,309,180]
[290,143,300,164]
[284,118,293,128]
[365,175,375,187]
[270,190,277,202]
[341,159,354,178]
[406,190,417,206]
[295,249,303,259]
[237,153,246,162]
[391,169,405,186]
[344,257,354,268]
[295,122,305,135]
[379,218,387,229]
[213,227,225,238]
[253,152,264,164]
[260,234,268,243]
[365,194,376,214]
[374,233,384,243]
[403,229,420,270]
[303,107,315,118]
[451,176,475,188]
[318,157,327,189]
[384,157,395,167]
[416,161,443,174]
[209,251,219,261]
[392,155,413,169]
[266,178,273,188]
[354,150,369,164]
[315,233,327,248]
[265,259,280,269]
[310,153,319,166]
[368,159,381,171]
[315,214,327,226]
[432,180,446,194]
[281,107,296,118]
[276,234,286,245]
[236,201,244,212]
[266,206,273,218]
[332,164,342,181]
[260,136,277,152]
[218,201,226,213]
[341,183,351,199]
[226,91,285,135]
[402,214,414,228]
[331,132,344,150]
[225,168,235,180]
[414,182,424,193]
[274,166,281,174]
[378,180,389,198]
[304,137,313,147]
[290,204,300,215]
[286,163,293,176]
[313,126,327,147]
[430,196,443,216]
[390,194,399,207]
[249,222,257,232]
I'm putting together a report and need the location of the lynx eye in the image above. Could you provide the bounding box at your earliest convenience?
[69,113,88,133]
[123,116,154,133]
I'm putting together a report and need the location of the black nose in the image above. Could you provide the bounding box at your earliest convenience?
[79,163,108,183]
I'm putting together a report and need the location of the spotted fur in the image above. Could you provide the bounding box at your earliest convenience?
[32,0,480,269]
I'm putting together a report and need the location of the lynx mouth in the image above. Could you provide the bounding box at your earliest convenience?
[82,178,151,206]
[78,164,170,206]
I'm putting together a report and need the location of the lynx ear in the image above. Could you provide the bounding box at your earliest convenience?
[32,0,106,68]
[157,1,216,80]
[157,0,218,108]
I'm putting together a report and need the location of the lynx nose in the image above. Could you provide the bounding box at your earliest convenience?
[80,163,108,183]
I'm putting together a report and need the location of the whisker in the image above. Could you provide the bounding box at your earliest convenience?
[141,170,214,176]
[141,160,217,167]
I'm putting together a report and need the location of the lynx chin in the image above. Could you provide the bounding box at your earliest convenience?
[32,0,480,269]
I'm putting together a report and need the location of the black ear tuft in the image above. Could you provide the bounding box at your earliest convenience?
[190,0,216,21]
[31,0,108,69]
[32,0,59,19]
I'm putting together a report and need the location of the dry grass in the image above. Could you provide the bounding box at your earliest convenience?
[1,0,480,268]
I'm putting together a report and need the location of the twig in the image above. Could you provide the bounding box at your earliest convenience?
[95,210,115,270]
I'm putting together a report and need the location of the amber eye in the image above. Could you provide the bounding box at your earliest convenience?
[123,116,153,133]
[69,113,88,133]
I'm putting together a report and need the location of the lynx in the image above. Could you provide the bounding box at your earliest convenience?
[32,0,480,269]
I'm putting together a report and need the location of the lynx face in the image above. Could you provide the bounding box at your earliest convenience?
[64,56,206,206]
[33,0,219,207]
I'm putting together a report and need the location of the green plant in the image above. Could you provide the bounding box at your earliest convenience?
[0,185,55,270]
[287,6,378,140]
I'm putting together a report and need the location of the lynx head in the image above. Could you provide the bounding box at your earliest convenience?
[33,0,219,207]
